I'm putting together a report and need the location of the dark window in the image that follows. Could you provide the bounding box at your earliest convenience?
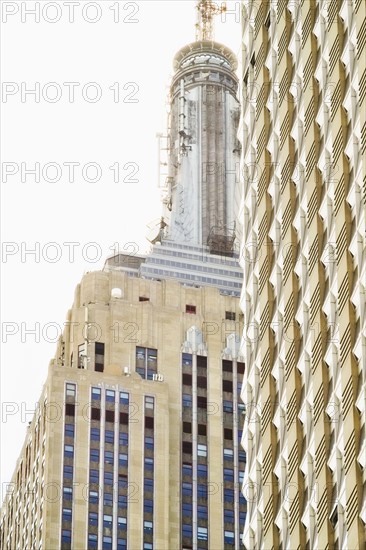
[89,490,99,505]
[222,360,233,372]
[105,410,115,423]
[182,441,192,454]
[197,376,207,388]
[119,412,128,425]
[91,408,100,421]
[63,487,73,501]
[144,478,153,492]
[120,392,129,405]
[117,539,127,550]
[182,353,192,366]
[119,432,128,445]
[95,342,105,372]
[64,445,74,459]
[224,428,233,440]
[198,424,206,436]
[104,493,113,507]
[88,534,97,549]
[182,373,192,386]
[197,484,207,498]
[144,457,153,471]
[119,453,128,467]
[145,416,154,429]
[223,380,233,392]
[224,468,234,482]
[185,305,196,314]
[118,474,128,488]
[182,463,192,477]
[63,465,73,479]
[61,530,71,544]
[62,508,72,522]
[237,362,245,374]
[105,389,115,402]
[118,495,127,508]
[224,489,234,503]
[225,311,236,321]
[65,404,75,417]
[197,356,207,369]
[197,396,207,409]
[224,530,235,544]
[139,296,150,302]
[183,422,192,434]
[182,523,193,538]
[145,436,154,450]
[197,505,208,519]
[105,450,114,464]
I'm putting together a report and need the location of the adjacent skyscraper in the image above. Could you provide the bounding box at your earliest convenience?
[1,3,246,550]
[239,1,366,548]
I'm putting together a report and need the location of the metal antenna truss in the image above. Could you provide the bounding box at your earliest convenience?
[195,0,226,41]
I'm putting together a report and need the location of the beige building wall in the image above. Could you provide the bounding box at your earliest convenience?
[239,0,366,548]
[1,270,246,550]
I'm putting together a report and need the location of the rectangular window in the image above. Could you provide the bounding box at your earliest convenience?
[91,428,100,441]
[120,392,129,405]
[90,449,99,462]
[89,490,99,505]
[197,526,208,540]
[225,311,236,321]
[182,373,192,386]
[197,444,207,457]
[224,509,234,524]
[145,416,154,429]
[198,424,206,436]
[182,502,192,516]
[144,520,153,533]
[182,523,192,538]
[119,432,128,446]
[66,383,76,397]
[185,305,196,314]
[105,451,114,464]
[197,505,207,520]
[119,453,128,467]
[78,343,85,369]
[119,412,128,425]
[224,468,234,482]
[143,544,152,550]
[197,376,207,388]
[197,464,207,478]
[136,347,157,379]
[144,478,153,492]
[118,474,128,488]
[145,396,154,410]
[105,389,115,402]
[105,410,115,423]
[62,508,72,522]
[224,531,234,544]
[223,380,233,392]
[88,533,97,549]
[182,463,192,477]
[103,536,112,550]
[183,422,192,434]
[197,484,207,499]
[224,489,234,503]
[145,436,154,450]
[223,400,233,413]
[89,512,98,526]
[89,469,99,484]
[63,487,73,501]
[64,424,74,438]
[197,396,207,409]
[117,539,127,550]
[91,387,101,400]
[91,408,101,421]
[182,482,192,496]
[182,441,192,454]
[144,499,153,514]
[103,514,112,528]
[95,342,105,372]
[104,471,113,485]
[61,530,71,543]
[222,360,233,372]
[237,362,245,374]
[104,493,113,507]
[118,517,127,530]
[63,465,73,479]
[105,430,114,444]
[118,495,127,509]
[64,445,74,459]
[65,403,75,417]
[224,448,234,460]
[182,353,192,366]
[224,428,233,440]
[144,457,153,471]
[182,393,192,407]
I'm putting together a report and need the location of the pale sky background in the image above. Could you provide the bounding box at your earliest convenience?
[0,0,242,493]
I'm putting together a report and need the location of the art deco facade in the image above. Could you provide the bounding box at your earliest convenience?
[238,0,366,549]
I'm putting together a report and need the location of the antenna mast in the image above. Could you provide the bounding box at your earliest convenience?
[195,0,226,41]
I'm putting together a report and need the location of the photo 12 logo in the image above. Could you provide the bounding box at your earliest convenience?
[1,2,140,24]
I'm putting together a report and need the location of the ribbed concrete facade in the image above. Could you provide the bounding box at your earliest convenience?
[238,1,366,549]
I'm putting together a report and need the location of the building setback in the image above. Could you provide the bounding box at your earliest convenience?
[239,0,366,549]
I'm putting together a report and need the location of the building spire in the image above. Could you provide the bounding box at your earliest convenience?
[195,0,226,41]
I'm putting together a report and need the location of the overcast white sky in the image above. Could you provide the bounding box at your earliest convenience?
[0,0,242,492]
